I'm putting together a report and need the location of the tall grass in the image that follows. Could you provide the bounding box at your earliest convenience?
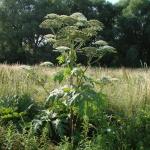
[0,64,57,102]
[0,65,150,149]
[88,67,150,116]
[0,64,150,116]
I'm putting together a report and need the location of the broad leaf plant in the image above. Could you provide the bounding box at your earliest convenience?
[35,12,115,141]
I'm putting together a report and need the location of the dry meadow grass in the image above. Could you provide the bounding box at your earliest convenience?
[0,64,149,116]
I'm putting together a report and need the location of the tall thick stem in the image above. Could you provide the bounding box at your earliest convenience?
[70,108,74,138]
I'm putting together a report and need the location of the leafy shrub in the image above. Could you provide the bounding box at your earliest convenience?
[0,94,38,124]
[86,107,150,150]
[0,125,56,150]
[0,126,6,149]
[126,106,150,149]
[33,12,115,145]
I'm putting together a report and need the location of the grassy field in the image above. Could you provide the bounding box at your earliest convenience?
[0,64,149,149]
[0,64,149,115]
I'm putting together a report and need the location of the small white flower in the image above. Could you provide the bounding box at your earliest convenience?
[107,128,111,132]
[45,13,59,19]
[44,34,55,38]
[20,65,32,70]
[40,62,54,67]
[93,40,108,46]
[55,46,70,52]
[70,12,87,21]
[100,45,115,52]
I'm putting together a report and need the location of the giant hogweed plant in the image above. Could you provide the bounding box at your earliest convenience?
[34,13,115,141]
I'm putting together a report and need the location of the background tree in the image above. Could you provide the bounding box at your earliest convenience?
[0,0,52,63]
[114,0,150,66]
[0,0,150,67]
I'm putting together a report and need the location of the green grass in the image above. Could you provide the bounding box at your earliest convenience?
[88,67,150,116]
[0,64,149,116]
[0,64,149,150]
[0,64,56,102]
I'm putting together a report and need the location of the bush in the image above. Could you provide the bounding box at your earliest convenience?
[0,94,38,125]
[126,107,150,149]
[0,125,56,150]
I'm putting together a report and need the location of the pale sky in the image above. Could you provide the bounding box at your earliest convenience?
[107,0,119,4]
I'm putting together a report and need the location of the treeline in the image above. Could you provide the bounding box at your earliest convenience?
[0,0,150,67]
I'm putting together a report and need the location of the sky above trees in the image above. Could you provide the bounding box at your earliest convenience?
[107,0,119,4]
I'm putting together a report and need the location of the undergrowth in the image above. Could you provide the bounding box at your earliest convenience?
[0,12,149,150]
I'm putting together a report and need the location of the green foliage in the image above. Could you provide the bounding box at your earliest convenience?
[36,12,115,144]
[0,66,149,149]
[54,70,66,83]
[0,0,150,148]
[0,0,52,64]
[0,94,37,124]
[126,107,150,149]
[115,0,150,66]
[0,0,150,66]
[0,125,56,150]
[41,12,115,67]
[33,108,69,139]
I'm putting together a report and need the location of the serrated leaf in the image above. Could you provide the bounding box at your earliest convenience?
[53,70,65,83]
